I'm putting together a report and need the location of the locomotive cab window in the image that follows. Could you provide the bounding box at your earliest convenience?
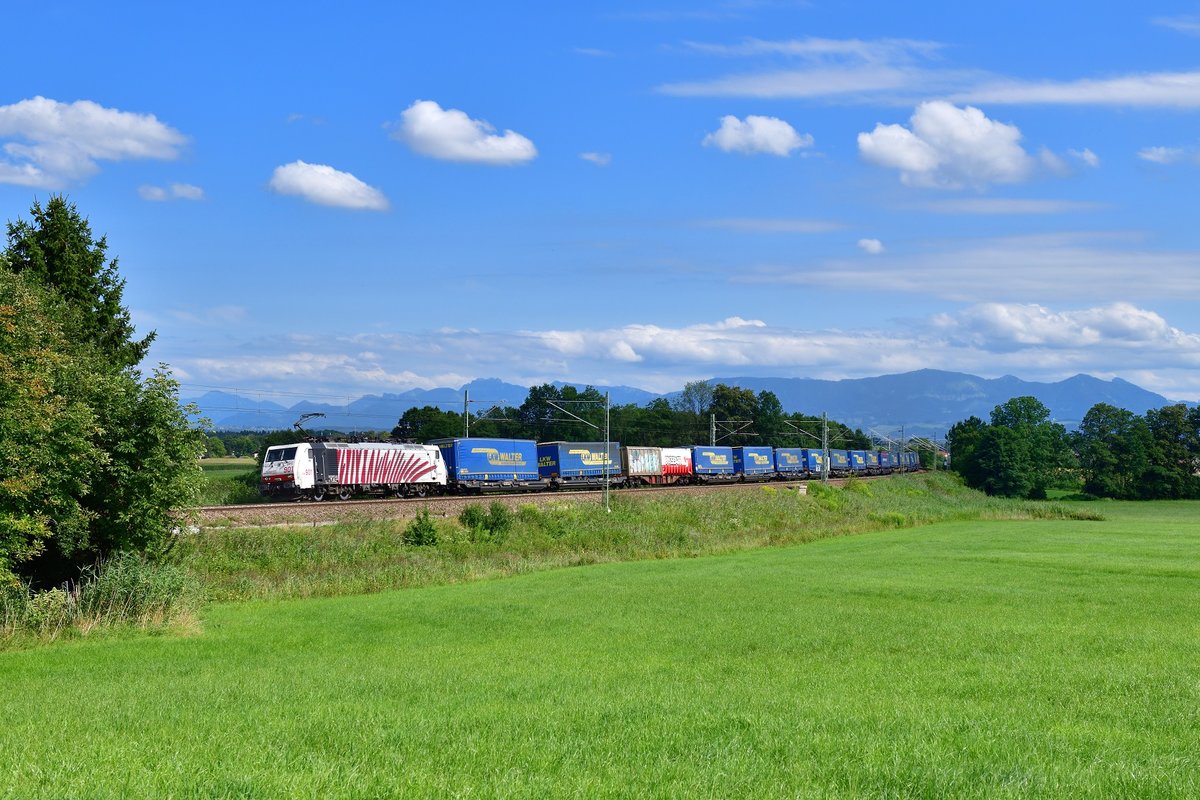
[266,447,298,462]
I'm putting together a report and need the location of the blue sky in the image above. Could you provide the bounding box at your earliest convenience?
[4,1,1200,403]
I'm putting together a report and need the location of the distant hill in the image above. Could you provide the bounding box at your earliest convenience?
[188,370,1185,435]
[701,370,1179,436]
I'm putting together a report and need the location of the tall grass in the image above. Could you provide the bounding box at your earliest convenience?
[1,553,200,647]
[178,472,1100,603]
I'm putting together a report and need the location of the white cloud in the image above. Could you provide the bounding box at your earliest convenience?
[934,302,1194,351]
[663,35,1200,109]
[660,36,970,101]
[1069,148,1099,167]
[392,100,537,165]
[1138,146,1193,164]
[1153,15,1200,36]
[574,47,614,57]
[580,151,612,166]
[0,96,186,187]
[858,101,1033,189]
[703,114,813,156]
[1039,147,1069,175]
[701,217,843,233]
[742,232,1200,303]
[923,198,1103,214]
[1152,15,1200,35]
[857,238,884,254]
[139,182,204,202]
[682,36,943,60]
[267,161,389,211]
[165,304,1200,401]
[951,71,1200,108]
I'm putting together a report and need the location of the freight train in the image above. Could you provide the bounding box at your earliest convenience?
[260,437,921,501]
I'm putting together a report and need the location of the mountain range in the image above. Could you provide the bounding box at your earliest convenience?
[186,370,1187,437]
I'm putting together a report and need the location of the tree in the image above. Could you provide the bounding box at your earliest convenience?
[0,272,101,585]
[948,416,987,488]
[392,405,462,442]
[1143,404,1200,499]
[1075,403,1151,499]
[5,196,152,369]
[754,390,785,445]
[976,425,1032,499]
[3,197,203,584]
[988,396,1072,498]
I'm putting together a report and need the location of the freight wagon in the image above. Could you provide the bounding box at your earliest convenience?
[260,441,446,500]
[622,446,694,486]
[733,446,775,481]
[773,447,807,477]
[827,449,851,476]
[691,446,737,482]
[428,437,544,492]
[538,441,622,488]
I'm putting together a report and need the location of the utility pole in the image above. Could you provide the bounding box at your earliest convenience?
[710,413,716,447]
[822,411,830,483]
[604,391,611,513]
[463,389,469,438]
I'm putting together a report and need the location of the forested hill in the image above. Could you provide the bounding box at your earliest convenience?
[188,370,1184,435]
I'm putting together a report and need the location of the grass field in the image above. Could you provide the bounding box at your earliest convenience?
[2,499,1197,797]
[198,456,260,506]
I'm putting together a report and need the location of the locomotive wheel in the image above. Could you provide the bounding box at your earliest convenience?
[411,485,427,498]
[310,488,326,502]
[337,487,352,501]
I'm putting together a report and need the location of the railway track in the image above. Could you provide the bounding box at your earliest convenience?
[194,476,873,528]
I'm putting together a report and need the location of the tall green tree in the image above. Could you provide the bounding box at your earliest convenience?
[5,196,152,369]
[3,197,203,584]
[1143,404,1200,499]
[948,416,987,487]
[988,396,1072,498]
[0,273,101,585]
[1075,403,1151,499]
[976,425,1033,498]
[393,405,462,441]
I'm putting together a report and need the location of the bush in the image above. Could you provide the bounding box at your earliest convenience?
[458,501,514,544]
[1,552,199,645]
[403,509,439,547]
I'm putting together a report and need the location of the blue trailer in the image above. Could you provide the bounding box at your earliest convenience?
[848,450,868,473]
[879,451,894,472]
[803,448,826,476]
[733,446,775,480]
[428,437,543,491]
[538,441,622,488]
[690,446,737,481]
[827,449,851,475]
[865,450,881,474]
[774,447,806,477]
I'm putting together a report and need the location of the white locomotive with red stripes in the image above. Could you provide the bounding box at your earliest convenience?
[260,441,447,501]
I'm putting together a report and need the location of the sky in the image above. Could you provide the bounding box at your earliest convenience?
[3,1,1200,405]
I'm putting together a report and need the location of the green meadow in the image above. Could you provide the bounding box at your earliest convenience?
[2,487,1198,798]
[198,456,261,506]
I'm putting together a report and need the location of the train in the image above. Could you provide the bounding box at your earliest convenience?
[260,437,921,501]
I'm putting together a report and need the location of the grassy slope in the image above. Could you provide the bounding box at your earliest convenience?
[2,501,1198,798]
[179,474,1091,603]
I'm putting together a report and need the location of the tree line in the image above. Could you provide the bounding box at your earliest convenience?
[948,396,1200,500]
[212,381,880,469]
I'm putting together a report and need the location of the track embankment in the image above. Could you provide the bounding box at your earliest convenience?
[195,478,852,528]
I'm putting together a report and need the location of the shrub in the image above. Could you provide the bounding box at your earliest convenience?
[403,509,439,547]
[1,552,199,645]
[458,501,514,544]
